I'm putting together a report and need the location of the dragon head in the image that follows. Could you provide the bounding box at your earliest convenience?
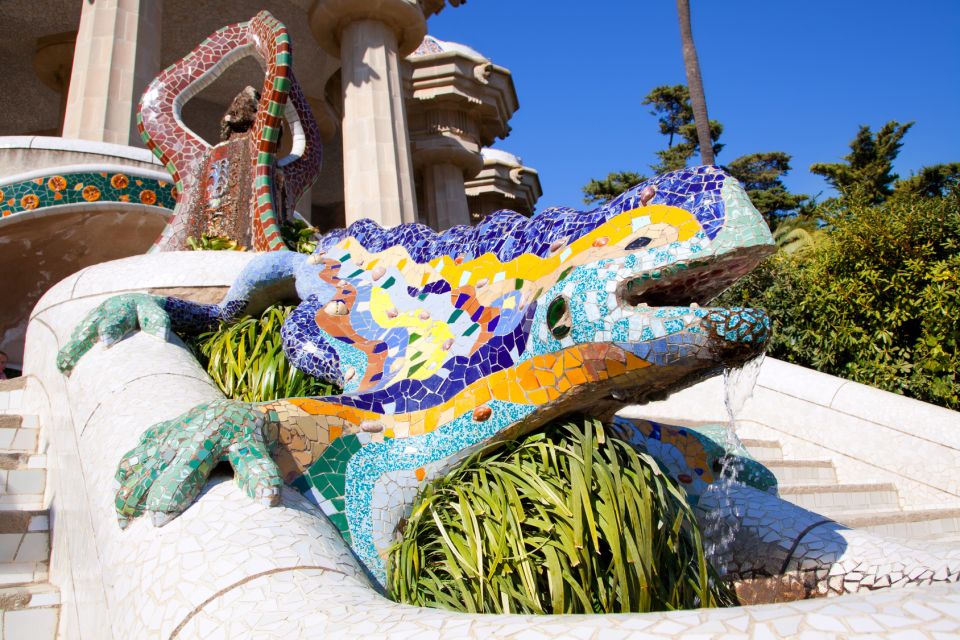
[519,169,775,421]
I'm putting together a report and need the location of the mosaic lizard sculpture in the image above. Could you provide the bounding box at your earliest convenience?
[138,10,322,251]
[57,166,775,582]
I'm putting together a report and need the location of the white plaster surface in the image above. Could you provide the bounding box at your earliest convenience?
[0,136,159,164]
[20,252,960,638]
[625,357,960,509]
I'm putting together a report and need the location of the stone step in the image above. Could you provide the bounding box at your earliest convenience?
[0,379,25,415]
[739,438,783,461]
[0,416,39,454]
[0,511,48,535]
[0,509,51,588]
[778,483,900,516]
[0,499,45,512]
[0,466,45,499]
[837,508,960,541]
[762,459,837,486]
[0,532,49,565]
[0,557,48,588]
[0,583,59,639]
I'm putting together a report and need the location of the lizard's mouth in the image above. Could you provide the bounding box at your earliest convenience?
[617,247,770,309]
[567,246,774,411]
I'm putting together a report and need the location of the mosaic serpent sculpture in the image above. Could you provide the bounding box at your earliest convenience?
[138,10,322,251]
[58,166,780,582]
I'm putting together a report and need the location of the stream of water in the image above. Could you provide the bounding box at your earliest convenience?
[703,354,766,573]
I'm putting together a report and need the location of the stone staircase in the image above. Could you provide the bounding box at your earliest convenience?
[742,437,960,544]
[0,378,58,639]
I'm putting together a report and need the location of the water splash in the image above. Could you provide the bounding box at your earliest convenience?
[723,353,765,431]
[703,354,765,574]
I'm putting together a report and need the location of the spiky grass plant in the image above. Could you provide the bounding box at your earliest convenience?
[190,304,339,402]
[388,417,736,614]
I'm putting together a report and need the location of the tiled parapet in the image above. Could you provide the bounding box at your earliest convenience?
[697,482,960,597]
[0,168,174,220]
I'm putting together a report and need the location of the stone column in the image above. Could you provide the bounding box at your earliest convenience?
[405,38,518,230]
[62,0,162,146]
[422,162,470,229]
[311,0,426,228]
[33,32,77,135]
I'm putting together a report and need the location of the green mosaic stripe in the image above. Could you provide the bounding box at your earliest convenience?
[249,14,292,252]
[305,434,364,544]
[0,171,175,218]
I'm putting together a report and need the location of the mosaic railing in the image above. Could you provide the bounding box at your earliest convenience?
[138,10,321,251]
[0,169,175,219]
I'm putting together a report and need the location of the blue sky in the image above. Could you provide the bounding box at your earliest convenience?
[429,1,960,211]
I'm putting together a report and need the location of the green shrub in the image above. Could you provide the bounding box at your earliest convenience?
[280,218,319,254]
[719,193,959,409]
[186,234,247,251]
[388,417,735,614]
[190,304,339,402]
[185,218,318,254]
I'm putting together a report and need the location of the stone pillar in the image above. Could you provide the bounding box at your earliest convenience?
[311,0,427,228]
[62,0,162,146]
[405,36,518,230]
[33,32,77,135]
[340,20,417,226]
[422,162,470,229]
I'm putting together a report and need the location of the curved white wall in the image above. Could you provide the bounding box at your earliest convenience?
[20,252,960,638]
[627,358,960,510]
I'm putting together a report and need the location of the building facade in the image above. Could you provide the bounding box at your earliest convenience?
[0,0,542,365]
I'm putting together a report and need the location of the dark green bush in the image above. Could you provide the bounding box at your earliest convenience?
[719,192,959,409]
[388,417,735,614]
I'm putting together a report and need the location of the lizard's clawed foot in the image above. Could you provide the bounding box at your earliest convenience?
[57,293,172,375]
[114,399,282,526]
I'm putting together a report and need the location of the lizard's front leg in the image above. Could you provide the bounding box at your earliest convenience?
[57,251,307,376]
[115,399,282,526]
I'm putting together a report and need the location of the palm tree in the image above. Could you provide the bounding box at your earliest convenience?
[676,0,714,165]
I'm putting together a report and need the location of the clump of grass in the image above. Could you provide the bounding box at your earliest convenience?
[388,417,735,614]
[190,304,339,402]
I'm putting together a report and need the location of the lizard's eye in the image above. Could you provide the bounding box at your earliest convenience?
[546,296,571,340]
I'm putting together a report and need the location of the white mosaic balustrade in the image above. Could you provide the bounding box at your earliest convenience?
[20,252,960,638]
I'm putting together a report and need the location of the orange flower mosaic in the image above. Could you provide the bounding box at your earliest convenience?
[0,170,174,218]
[20,194,39,210]
[140,189,157,205]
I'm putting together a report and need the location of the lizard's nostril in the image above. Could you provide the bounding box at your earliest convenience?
[625,236,652,250]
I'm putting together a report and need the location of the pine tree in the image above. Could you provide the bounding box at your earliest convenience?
[726,152,808,223]
[810,121,914,203]
[892,162,960,199]
[582,171,647,204]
